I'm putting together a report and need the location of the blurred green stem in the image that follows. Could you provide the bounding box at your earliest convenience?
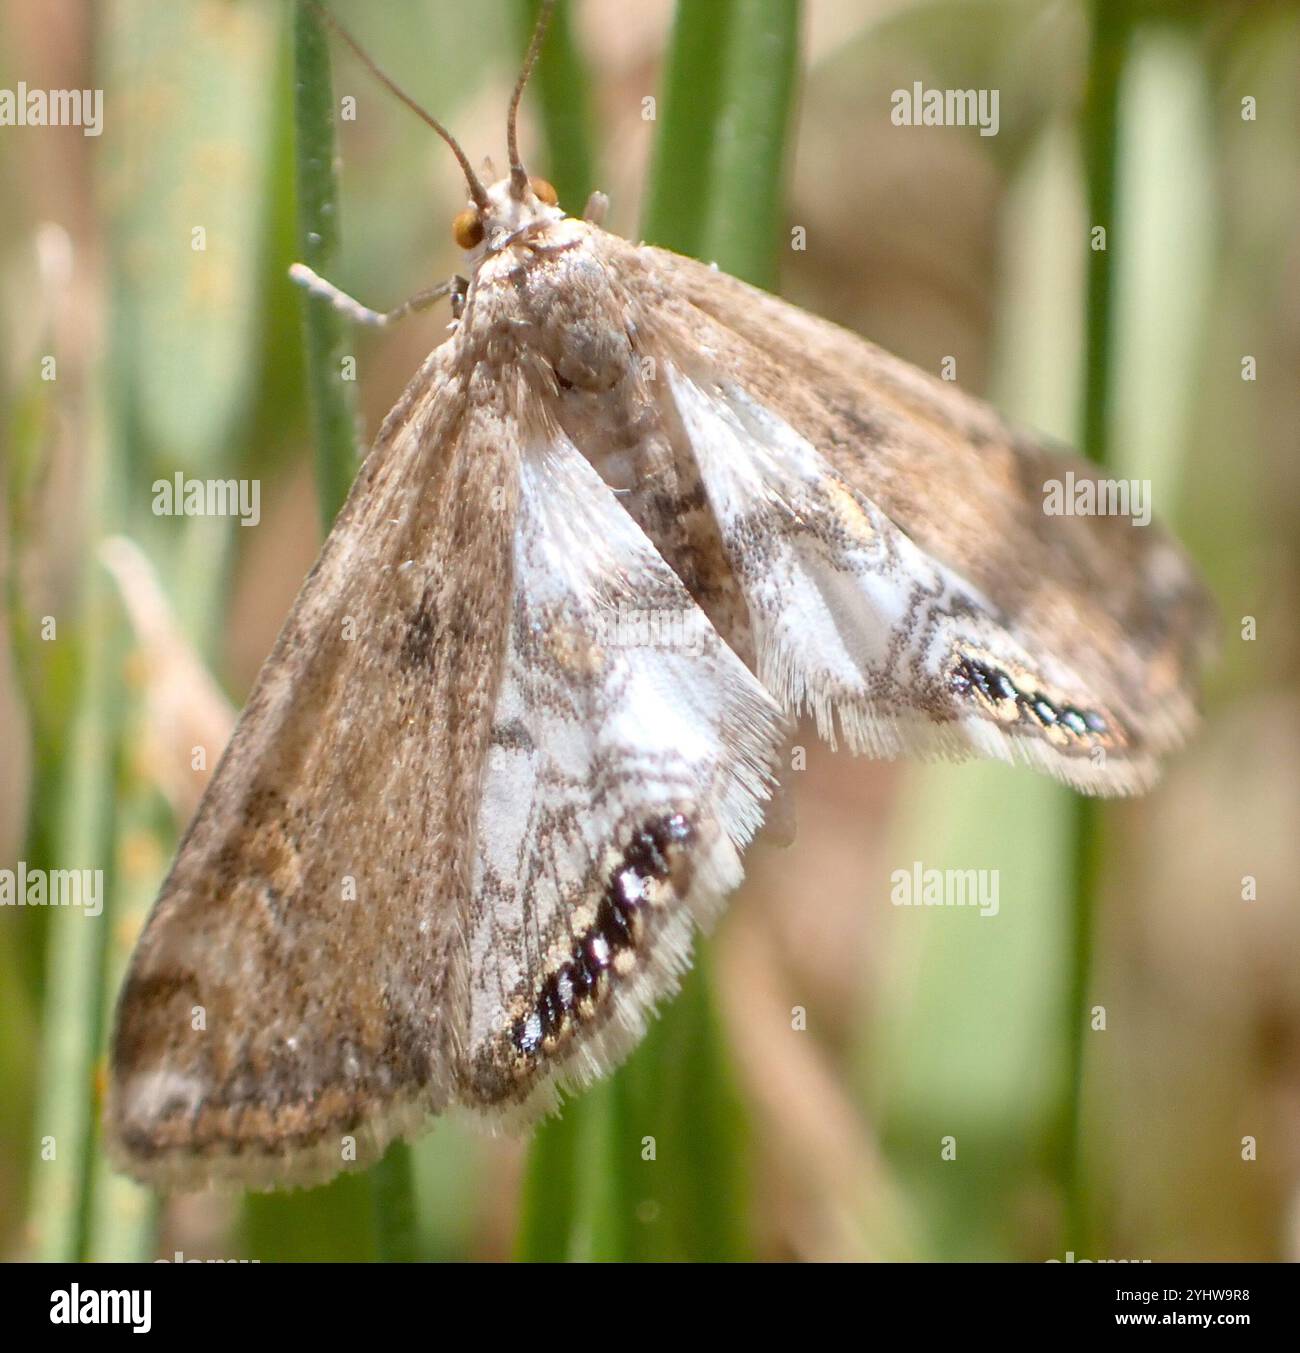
[294,0,359,534]
[512,0,596,213]
[1064,0,1133,1253]
[26,378,118,1262]
[370,1141,417,1262]
[642,0,734,256]
[85,779,161,1261]
[699,0,800,289]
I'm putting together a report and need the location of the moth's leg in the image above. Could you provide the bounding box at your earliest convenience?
[582,191,609,226]
[288,263,463,327]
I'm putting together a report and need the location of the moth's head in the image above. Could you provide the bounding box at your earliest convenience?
[451,173,564,259]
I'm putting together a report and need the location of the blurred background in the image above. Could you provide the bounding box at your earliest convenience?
[1,0,1297,1262]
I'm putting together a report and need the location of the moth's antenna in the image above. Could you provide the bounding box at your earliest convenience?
[507,0,558,198]
[306,0,491,214]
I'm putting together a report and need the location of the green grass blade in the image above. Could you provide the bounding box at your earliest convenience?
[616,949,753,1261]
[294,0,361,531]
[699,0,801,289]
[641,0,735,255]
[243,1170,378,1262]
[84,784,162,1262]
[24,387,119,1263]
[1060,0,1135,1257]
[514,1091,581,1260]
[369,1141,418,1262]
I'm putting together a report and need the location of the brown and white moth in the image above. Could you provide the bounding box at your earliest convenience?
[106,3,1213,1191]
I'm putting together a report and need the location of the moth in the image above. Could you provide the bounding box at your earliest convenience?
[107,2,1213,1191]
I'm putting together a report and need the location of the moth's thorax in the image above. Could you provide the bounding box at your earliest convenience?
[462,214,637,399]
[454,220,753,665]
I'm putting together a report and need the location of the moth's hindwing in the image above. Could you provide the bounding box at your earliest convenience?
[459,421,782,1121]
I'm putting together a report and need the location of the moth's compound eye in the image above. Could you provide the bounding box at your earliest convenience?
[529,177,559,207]
[453,210,485,249]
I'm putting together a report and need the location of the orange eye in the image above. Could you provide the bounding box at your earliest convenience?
[529,176,559,206]
[453,209,485,249]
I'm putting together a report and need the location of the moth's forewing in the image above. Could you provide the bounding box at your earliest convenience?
[107,358,518,1191]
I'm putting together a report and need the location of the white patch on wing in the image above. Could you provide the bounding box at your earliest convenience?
[119,1068,205,1125]
[667,365,1155,794]
[465,425,783,1115]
